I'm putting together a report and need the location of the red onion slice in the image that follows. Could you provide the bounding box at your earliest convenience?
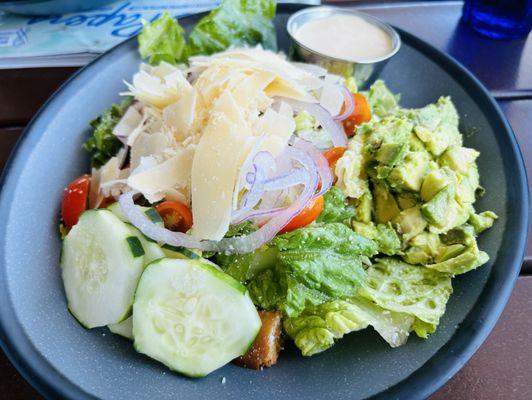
[119,191,218,251]
[295,139,333,197]
[120,147,323,254]
[333,86,355,122]
[281,98,348,147]
[216,147,319,253]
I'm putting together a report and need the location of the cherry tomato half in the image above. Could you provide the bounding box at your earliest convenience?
[155,201,193,233]
[61,174,90,229]
[279,196,324,234]
[342,93,372,137]
[323,147,347,170]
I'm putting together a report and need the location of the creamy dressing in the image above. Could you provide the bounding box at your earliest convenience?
[295,14,393,62]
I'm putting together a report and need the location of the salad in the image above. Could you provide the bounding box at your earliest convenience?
[59,0,497,378]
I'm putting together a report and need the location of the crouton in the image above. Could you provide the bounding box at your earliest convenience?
[233,310,283,369]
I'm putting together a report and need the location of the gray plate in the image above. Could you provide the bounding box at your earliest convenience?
[0,5,528,400]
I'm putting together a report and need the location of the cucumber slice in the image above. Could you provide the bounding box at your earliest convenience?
[109,317,133,340]
[61,210,145,328]
[133,258,261,377]
[107,202,164,226]
[125,223,165,265]
[161,244,201,260]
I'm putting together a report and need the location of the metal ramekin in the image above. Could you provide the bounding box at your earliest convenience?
[287,6,401,89]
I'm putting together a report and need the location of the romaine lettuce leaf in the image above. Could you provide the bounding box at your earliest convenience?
[188,0,277,56]
[316,187,355,224]
[272,223,377,258]
[83,97,132,168]
[284,296,414,356]
[221,223,378,318]
[359,257,453,338]
[138,1,276,66]
[138,12,187,65]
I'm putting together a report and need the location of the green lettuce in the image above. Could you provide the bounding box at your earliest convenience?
[359,257,453,338]
[138,0,276,66]
[284,296,414,356]
[188,0,277,56]
[138,12,187,65]
[316,187,355,224]
[83,97,132,168]
[221,223,378,318]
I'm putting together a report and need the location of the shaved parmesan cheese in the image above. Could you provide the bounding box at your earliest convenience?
[89,167,103,208]
[265,78,316,102]
[191,114,250,240]
[113,104,143,138]
[320,83,344,117]
[130,131,175,171]
[125,63,192,109]
[128,147,194,203]
[230,70,276,109]
[163,88,197,140]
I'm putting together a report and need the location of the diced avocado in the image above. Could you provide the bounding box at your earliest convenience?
[409,132,427,152]
[420,167,452,202]
[354,188,373,223]
[375,142,407,166]
[469,211,498,234]
[352,221,401,256]
[434,244,466,263]
[396,192,419,210]
[421,185,454,228]
[388,150,431,192]
[367,80,400,118]
[455,164,479,205]
[402,232,441,264]
[393,206,427,243]
[413,97,462,156]
[425,246,489,276]
[364,117,412,167]
[374,223,402,256]
[439,146,479,174]
[421,185,472,234]
[373,182,400,223]
[440,224,476,247]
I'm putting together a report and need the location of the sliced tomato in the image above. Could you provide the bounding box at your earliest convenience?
[61,174,90,229]
[155,201,193,233]
[342,93,372,137]
[279,196,324,234]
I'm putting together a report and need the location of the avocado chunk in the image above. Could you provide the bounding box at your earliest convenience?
[425,246,489,276]
[364,117,413,179]
[373,182,400,223]
[352,222,401,256]
[439,146,479,174]
[421,185,472,234]
[412,97,462,156]
[469,211,498,234]
[402,232,441,264]
[455,164,479,205]
[354,188,373,223]
[396,192,419,210]
[393,206,427,243]
[367,80,400,118]
[388,150,431,192]
[420,167,452,202]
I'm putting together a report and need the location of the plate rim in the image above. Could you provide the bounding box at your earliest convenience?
[0,4,528,400]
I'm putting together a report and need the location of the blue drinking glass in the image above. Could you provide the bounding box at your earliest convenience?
[462,0,532,39]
